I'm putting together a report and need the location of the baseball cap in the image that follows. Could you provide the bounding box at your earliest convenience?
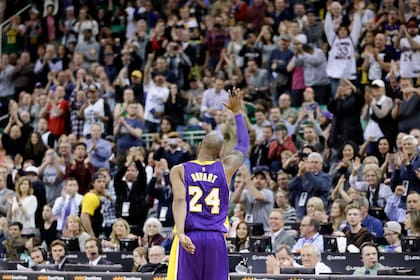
[384,221,401,234]
[280,34,291,42]
[295,34,307,44]
[274,122,288,131]
[252,165,270,178]
[321,111,333,120]
[371,79,385,88]
[92,172,106,182]
[88,84,98,91]
[131,70,142,79]
[35,82,43,88]
[24,166,39,176]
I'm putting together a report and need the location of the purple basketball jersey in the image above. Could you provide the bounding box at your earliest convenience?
[183,160,229,233]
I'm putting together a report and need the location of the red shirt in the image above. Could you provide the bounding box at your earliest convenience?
[48,99,69,136]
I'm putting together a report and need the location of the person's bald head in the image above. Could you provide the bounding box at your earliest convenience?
[200,132,224,157]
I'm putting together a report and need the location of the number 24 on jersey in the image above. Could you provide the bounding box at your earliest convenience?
[189,186,220,214]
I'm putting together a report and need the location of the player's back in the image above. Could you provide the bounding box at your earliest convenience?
[183,160,229,232]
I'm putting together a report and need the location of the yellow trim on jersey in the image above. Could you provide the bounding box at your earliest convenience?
[167,234,179,280]
[224,216,230,232]
[190,160,216,165]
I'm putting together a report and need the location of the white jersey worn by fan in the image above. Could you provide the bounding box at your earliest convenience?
[324,10,362,80]
[399,35,420,78]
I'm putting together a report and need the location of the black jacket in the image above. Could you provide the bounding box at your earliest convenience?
[114,160,148,235]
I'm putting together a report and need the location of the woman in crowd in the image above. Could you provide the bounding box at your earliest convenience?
[61,215,90,252]
[274,189,297,223]
[102,218,137,251]
[233,221,250,252]
[405,210,420,237]
[24,132,47,166]
[329,141,358,188]
[164,84,187,132]
[8,176,38,237]
[349,159,392,208]
[38,149,65,203]
[40,204,57,247]
[306,197,325,218]
[229,202,246,238]
[330,199,348,233]
[140,217,165,248]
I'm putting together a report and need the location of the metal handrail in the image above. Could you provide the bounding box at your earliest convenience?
[0,4,32,58]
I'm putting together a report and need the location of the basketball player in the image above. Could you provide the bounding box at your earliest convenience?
[167,89,249,280]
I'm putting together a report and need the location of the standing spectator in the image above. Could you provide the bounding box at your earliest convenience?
[327,79,364,153]
[80,173,106,237]
[147,159,174,227]
[85,124,113,170]
[24,132,47,167]
[34,44,63,86]
[40,85,69,140]
[74,28,100,69]
[391,78,420,133]
[204,18,228,68]
[114,149,148,236]
[73,6,99,43]
[394,20,420,79]
[24,166,47,232]
[391,135,420,193]
[0,54,16,100]
[200,77,229,128]
[362,34,392,82]
[293,44,330,105]
[79,85,109,137]
[246,0,266,30]
[268,122,297,171]
[65,143,95,194]
[0,176,14,218]
[52,178,83,233]
[114,102,144,167]
[324,2,362,95]
[97,168,117,238]
[143,54,169,133]
[245,59,270,102]
[38,149,65,203]
[12,52,35,96]
[231,167,274,232]
[268,35,294,105]
[386,190,420,222]
[363,80,396,146]
[7,177,37,237]
[287,152,332,219]
[40,204,57,248]
[164,84,187,131]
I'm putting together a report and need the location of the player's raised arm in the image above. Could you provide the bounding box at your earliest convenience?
[222,88,250,179]
[170,164,196,254]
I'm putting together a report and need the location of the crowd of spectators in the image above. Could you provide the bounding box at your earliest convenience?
[0,0,420,276]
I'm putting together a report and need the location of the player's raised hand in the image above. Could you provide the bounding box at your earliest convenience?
[178,233,196,254]
[223,87,243,114]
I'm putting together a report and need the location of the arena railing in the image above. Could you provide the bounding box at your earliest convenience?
[141,130,207,149]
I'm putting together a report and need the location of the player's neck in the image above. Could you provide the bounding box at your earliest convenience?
[197,153,215,162]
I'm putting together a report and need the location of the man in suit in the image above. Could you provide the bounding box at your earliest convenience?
[85,237,113,265]
[269,208,296,251]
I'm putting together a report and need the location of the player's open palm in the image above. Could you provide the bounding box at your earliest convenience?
[223,88,243,114]
[179,233,196,254]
